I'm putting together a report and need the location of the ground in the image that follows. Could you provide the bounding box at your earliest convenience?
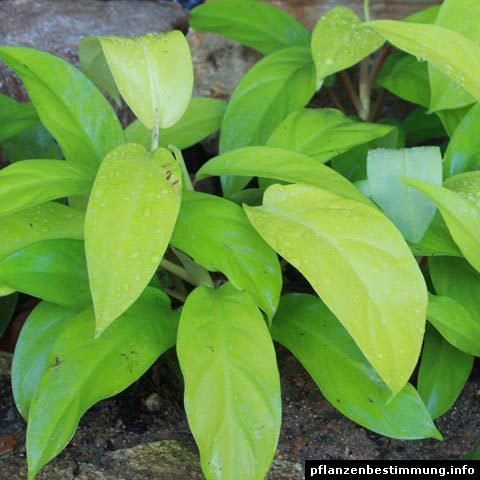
[1,347,479,479]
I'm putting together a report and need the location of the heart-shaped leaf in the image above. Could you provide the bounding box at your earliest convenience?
[245,183,427,393]
[177,283,281,480]
[85,143,181,334]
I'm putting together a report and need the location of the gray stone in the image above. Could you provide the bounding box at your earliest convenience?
[0,0,188,99]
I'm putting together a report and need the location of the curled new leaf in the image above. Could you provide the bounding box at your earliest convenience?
[99,32,193,129]
[85,144,181,334]
[245,183,427,394]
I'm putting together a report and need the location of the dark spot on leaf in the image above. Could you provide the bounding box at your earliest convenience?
[206,345,214,353]
[368,398,374,403]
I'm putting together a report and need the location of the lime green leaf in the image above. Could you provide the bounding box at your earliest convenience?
[0,160,93,217]
[190,0,310,55]
[367,147,442,243]
[312,7,383,83]
[26,288,178,479]
[376,52,430,108]
[364,20,480,103]
[177,283,281,480]
[428,0,479,112]
[0,239,90,308]
[245,183,427,394]
[0,293,18,337]
[0,94,38,144]
[1,123,62,163]
[99,32,193,130]
[171,191,281,320]
[219,46,316,194]
[0,46,124,172]
[12,302,80,419]
[0,203,84,261]
[410,212,461,257]
[85,144,181,334]
[404,5,440,23]
[418,325,473,419]
[444,104,480,175]
[125,97,227,150]
[403,177,480,272]
[427,293,480,356]
[267,108,392,162]
[79,36,120,105]
[197,146,371,206]
[272,294,440,439]
[430,256,480,325]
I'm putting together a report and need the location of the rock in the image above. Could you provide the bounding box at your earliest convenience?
[0,0,188,99]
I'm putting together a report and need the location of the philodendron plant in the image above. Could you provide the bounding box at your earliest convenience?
[1,0,480,477]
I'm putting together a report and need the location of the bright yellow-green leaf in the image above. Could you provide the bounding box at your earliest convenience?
[99,31,193,129]
[177,283,281,480]
[312,7,383,83]
[403,177,480,273]
[245,183,427,393]
[85,144,182,334]
[365,20,480,103]
[428,0,479,112]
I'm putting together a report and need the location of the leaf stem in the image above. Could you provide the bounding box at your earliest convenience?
[169,144,194,191]
[359,58,370,121]
[326,86,346,113]
[160,258,192,284]
[164,287,187,303]
[363,0,371,22]
[339,71,363,116]
[151,109,160,151]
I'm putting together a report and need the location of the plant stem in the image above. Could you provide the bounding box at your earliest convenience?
[326,87,346,113]
[363,0,371,22]
[370,88,386,122]
[339,71,363,117]
[368,45,391,93]
[164,287,187,303]
[169,144,194,191]
[160,258,192,284]
[359,59,370,120]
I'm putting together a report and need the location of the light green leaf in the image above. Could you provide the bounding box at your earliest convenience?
[189,0,310,55]
[245,183,427,394]
[99,31,193,129]
[197,146,371,206]
[367,147,442,243]
[219,47,316,194]
[0,94,38,144]
[444,171,480,206]
[125,97,227,150]
[428,0,479,112]
[1,123,62,163]
[311,6,383,83]
[444,104,480,176]
[410,212,461,257]
[0,160,93,217]
[403,177,480,272]
[376,52,430,108]
[79,36,121,105]
[266,108,392,162]
[272,294,440,439]
[429,256,480,325]
[0,203,84,261]
[0,239,90,308]
[12,302,80,419]
[177,283,281,480]
[26,288,178,479]
[0,46,124,172]
[171,191,282,320]
[418,325,473,419]
[404,5,440,24]
[364,20,480,104]
[0,293,18,337]
[85,144,181,334]
[427,293,480,356]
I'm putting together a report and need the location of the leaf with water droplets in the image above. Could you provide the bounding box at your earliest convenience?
[428,0,480,112]
[273,294,441,439]
[245,183,427,394]
[99,32,193,130]
[85,143,181,334]
[190,0,310,55]
[311,6,383,83]
[25,288,178,479]
[403,176,480,273]
[365,20,480,104]
[177,283,281,480]
[367,147,442,243]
